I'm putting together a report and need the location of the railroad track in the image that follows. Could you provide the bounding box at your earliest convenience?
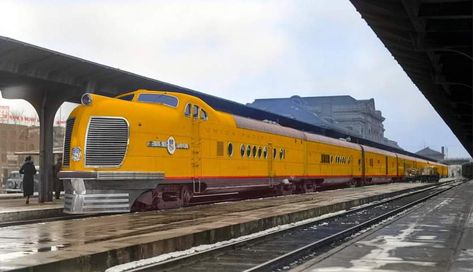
[114,180,462,272]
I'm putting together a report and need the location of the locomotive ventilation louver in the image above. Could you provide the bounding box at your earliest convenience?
[85,117,129,167]
[63,118,75,166]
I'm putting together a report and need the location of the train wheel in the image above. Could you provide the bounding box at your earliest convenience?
[181,186,193,206]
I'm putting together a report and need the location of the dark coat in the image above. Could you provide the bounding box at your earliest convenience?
[53,162,63,192]
[20,161,37,197]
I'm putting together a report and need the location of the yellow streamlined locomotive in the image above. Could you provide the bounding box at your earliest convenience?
[59,90,448,213]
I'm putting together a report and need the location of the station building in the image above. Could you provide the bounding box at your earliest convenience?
[247,95,400,148]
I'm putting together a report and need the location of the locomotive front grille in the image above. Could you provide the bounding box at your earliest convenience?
[63,118,75,166]
[85,117,129,167]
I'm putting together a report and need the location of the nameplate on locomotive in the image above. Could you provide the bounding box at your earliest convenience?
[147,136,189,155]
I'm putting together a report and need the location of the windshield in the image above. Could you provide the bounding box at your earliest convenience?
[138,94,178,107]
[117,94,134,101]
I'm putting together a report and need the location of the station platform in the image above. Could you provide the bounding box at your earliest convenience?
[0,195,64,224]
[296,179,473,272]
[0,182,444,272]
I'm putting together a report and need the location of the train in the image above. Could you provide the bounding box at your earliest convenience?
[462,162,473,179]
[58,90,448,213]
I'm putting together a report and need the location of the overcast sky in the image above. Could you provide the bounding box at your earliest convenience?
[0,0,469,158]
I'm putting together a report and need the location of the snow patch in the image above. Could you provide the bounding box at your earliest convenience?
[416,235,436,240]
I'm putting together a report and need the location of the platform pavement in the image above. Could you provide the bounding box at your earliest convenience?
[295,179,473,272]
[0,181,448,272]
[0,197,64,224]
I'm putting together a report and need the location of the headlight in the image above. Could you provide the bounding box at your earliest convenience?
[81,93,93,106]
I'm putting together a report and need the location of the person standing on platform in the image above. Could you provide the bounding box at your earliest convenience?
[19,156,36,204]
[53,157,63,199]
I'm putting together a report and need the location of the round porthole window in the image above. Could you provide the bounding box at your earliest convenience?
[228,143,233,157]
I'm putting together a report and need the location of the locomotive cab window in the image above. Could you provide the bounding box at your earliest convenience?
[138,94,178,107]
[184,103,191,117]
[117,94,134,101]
[193,105,199,118]
[200,109,208,120]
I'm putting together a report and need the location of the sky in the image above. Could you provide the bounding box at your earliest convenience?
[0,0,469,158]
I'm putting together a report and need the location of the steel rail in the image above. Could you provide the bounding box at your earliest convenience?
[246,182,459,271]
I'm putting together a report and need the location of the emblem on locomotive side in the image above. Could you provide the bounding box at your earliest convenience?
[147,136,189,155]
[167,136,176,154]
[72,147,82,161]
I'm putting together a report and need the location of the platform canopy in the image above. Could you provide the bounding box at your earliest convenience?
[350,0,473,157]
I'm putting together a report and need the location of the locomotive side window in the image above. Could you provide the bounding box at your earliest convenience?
[184,104,191,117]
[252,146,257,158]
[240,144,245,157]
[273,148,277,159]
[227,143,233,157]
[258,147,262,158]
[246,145,251,157]
[200,109,208,121]
[263,147,268,159]
[138,94,178,107]
[193,105,199,118]
[321,154,330,164]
